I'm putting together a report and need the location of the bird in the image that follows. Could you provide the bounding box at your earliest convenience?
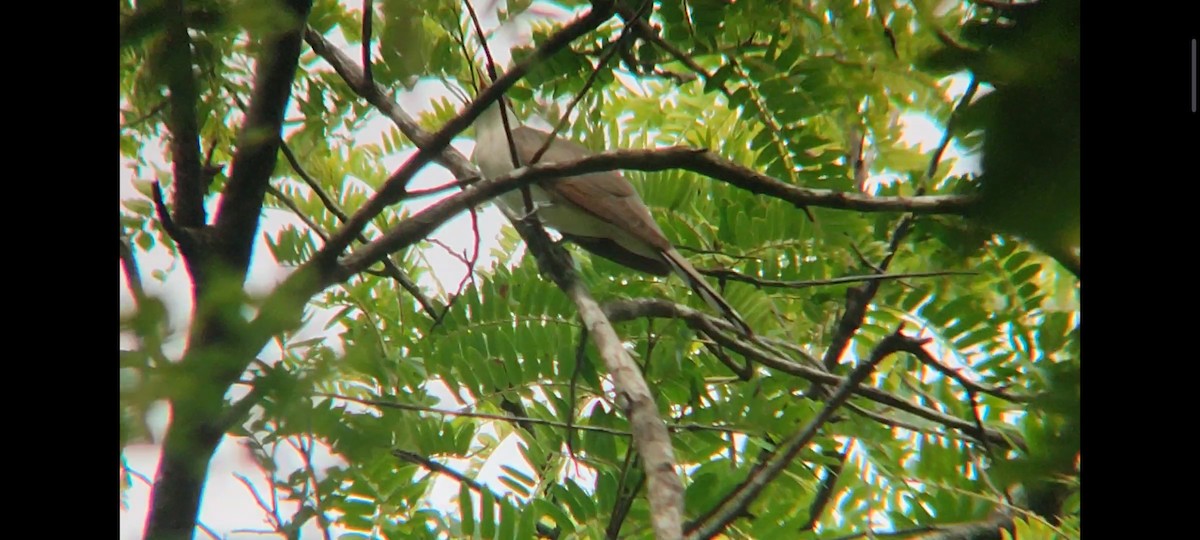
[470,95,753,337]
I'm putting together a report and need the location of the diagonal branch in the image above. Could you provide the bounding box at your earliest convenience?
[800,446,848,531]
[303,28,478,179]
[895,337,1030,402]
[686,328,921,539]
[277,143,441,319]
[304,0,619,276]
[119,230,146,306]
[600,298,1022,450]
[212,1,313,276]
[529,0,653,166]
[513,216,685,540]
[393,450,560,538]
[318,392,742,436]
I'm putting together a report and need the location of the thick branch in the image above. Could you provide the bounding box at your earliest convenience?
[212,2,313,276]
[515,218,684,540]
[162,0,206,230]
[543,147,975,214]
[144,3,314,539]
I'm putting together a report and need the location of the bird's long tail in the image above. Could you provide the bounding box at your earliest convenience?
[661,249,754,337]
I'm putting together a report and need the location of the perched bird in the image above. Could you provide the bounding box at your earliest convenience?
[471,97,753,337]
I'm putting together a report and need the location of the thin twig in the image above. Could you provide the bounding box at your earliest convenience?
[702,269,976,290]
[119,231,147,305]
[529,0,652,165]
[925,75,980,189]
[566,326,589,457]
[278,140,441,319]
[119,99,169,132]
[267,185,329,241]
[234,473,283,532]
[288,435,334,540]
[605,451,645,540]
[821,525,941,540]
[464,205,481,295]
[600,298,1023,450]
[317,392,745,436]
[392,449,563,539]
[427,238,471,266]
[870,0,900,58]
[801,445,849,531]
[897,338,1029,402]
[405,177,477,198]
[701,339,752,380]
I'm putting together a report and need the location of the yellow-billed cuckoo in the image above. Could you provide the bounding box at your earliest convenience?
[472,98,753,337]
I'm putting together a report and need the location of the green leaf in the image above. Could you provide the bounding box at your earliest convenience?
[458,482,475,536]
[480,488,496,539]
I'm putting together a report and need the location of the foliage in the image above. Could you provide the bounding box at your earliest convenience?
[120,0,1079,539]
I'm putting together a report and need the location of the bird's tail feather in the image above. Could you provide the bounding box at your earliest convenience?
[661,249,753,337]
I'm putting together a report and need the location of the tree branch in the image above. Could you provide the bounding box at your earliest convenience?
[303,28,478,179]
[392,449,560,538]
[317,392,741,436]
[212,1,313,276]
[687,328,921,539]
[514,217,685,540]
[895,337,1030,403]
[600,298,1023,451]
[119,230,146,306]
[701,268,976,290]
[144,3,314,539]
[162,0,206,230]
[801,446,848,531]
[277,142,442,319]
[303,0,618,276]
[606,451,646,539]
[332,148,974,286]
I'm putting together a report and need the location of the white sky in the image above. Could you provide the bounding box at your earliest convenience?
[119,3,983,538]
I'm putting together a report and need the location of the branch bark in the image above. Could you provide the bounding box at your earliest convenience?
[514,218,685,540]
[330,149,974,287]
[162,0,205,231]
[213,5,311,276]
[144,2,314,538]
